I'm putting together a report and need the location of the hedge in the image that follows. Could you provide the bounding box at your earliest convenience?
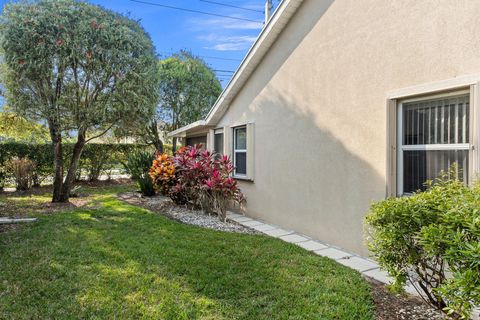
[0,143,158,187]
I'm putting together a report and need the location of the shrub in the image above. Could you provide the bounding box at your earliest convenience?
[5,157,35,190]
[80,147,111,181]
[0,165,5,191]
[149,153,176,196]
[123,151,155,196]
[365,170,480,319]
[150,144,245,221]
[0,142,154,183]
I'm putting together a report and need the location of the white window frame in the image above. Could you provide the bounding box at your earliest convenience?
[396,89,471,195]
[233,126,247,177]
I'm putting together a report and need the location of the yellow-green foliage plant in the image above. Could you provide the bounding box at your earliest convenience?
[365,168,479,319]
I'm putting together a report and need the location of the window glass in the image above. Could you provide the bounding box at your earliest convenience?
[403,150,468,193]
[403,95,469,145]
[235,127,247,150]
[399,93,469,195]
[235,152,247,175]
[214,133,224,155]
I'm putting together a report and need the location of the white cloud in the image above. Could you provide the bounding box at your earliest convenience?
[188,17,263,31]
[185,4,263,52]
[199,34,257,51]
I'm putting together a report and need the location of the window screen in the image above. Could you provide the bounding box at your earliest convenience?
[399,94,469,194]
[233,126,247,176]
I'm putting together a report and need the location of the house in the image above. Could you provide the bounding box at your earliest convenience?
[169,0,480,256]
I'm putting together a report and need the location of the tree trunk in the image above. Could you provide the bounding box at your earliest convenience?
[50,125,64,203]
[59,132,86,202]
[154,138,164,154]
[148,120,164,153]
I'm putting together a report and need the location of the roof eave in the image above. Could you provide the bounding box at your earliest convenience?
[168,120,208,138]
[204,0,305,125]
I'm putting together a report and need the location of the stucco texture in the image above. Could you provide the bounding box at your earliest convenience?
[215,0,480,255]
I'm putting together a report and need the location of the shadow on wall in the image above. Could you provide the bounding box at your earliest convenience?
[214,0,387,254]
[241,87,385,256]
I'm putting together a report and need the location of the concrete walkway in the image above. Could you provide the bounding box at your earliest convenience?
[0,218,37,224]
[226,211,398,287]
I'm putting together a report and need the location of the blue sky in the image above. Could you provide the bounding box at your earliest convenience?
[0,0,280,87]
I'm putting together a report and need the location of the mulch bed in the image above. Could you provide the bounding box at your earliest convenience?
[367,278,445,320]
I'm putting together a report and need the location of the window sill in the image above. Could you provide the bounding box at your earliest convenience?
[232,176,254,183]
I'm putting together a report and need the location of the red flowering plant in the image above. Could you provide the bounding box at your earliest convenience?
[155,144,245,221]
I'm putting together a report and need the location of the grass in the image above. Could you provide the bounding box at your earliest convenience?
[0,184,375,319]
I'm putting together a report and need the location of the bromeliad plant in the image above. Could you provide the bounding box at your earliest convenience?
[150,144,245,221]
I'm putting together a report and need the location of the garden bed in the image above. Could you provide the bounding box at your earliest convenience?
[368,279,444,320]
[118,191,257,234]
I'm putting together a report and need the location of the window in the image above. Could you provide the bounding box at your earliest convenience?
[214,129,224,155]
[233,126,247,176]
[397,92,470,195]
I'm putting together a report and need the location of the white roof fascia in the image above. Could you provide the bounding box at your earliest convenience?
[168,120,206,138]
[204,0,305,125]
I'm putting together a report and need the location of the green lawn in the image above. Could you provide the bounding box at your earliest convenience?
[0,185,374,319]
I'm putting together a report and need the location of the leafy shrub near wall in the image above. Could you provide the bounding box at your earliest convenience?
[150,144,245,221]
[0,143,153,185]
[365,170,480,319]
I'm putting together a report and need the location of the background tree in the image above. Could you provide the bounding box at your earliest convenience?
[151,51,222,152]
[0,111,50,143]
[0,0,159,202]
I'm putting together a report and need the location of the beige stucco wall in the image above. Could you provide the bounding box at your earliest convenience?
[214,0,480,256]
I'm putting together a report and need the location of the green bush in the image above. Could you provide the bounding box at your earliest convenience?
[123,151,155,196]
[0,143,53,186]
[5,157,35,191]
[0,143,153,185]
[0,165,6,191]
[365,170,480,319]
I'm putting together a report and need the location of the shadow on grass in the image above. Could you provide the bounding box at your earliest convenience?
[0,190,374,319]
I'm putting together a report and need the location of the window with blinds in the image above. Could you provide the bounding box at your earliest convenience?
[398,93,470,194]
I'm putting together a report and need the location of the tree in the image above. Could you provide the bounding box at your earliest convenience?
[151,51,222,152]
[0,0,159,202]
[0,111,50,143]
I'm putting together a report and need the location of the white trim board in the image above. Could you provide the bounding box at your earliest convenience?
[387,74,480,99]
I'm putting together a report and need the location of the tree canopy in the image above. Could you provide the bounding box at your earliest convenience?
[0,111,50,143]
[0,0,160,201]
[141,51,222,152]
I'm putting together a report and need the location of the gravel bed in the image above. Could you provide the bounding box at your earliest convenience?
[118,192,258,234]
